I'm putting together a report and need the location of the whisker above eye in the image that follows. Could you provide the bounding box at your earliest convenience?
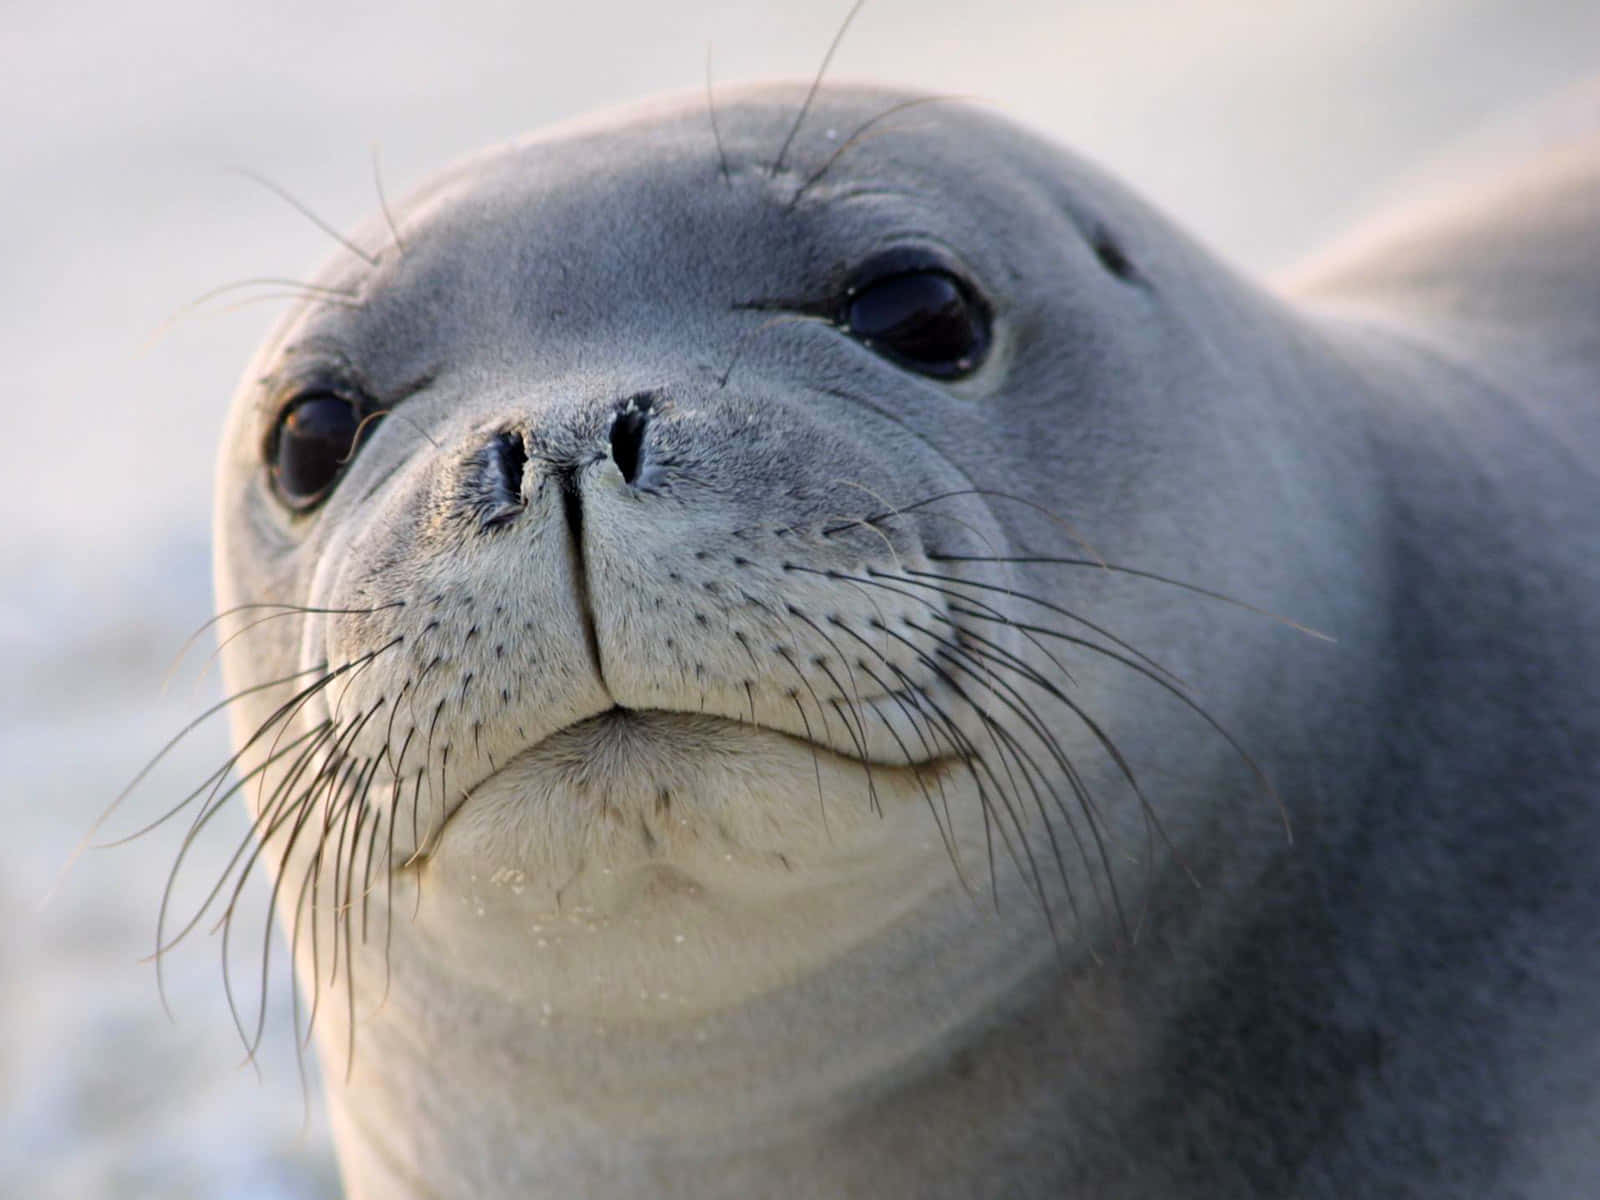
[226,165,378,268]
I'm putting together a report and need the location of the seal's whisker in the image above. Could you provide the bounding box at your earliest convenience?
[704,44,731,185]
[163,602,392,692]
[250,640,395,752]
[835,562,1189,929]
[789,94,978,207]
[87,660,330,857]
[283,859,316,1125]
[376,770,404,1009]
[149,722,332,962]
[227,778,346,1067]
[288,844,322,1052]
[875,622,1068,942]
[406,767,427,881]
[151,732,329,1049]
[359,784,390,936]
[318,727,385,991]
[890,567,1180,685]
[223,716,374,1058]
[228,294,363,320]
[715,312,817,389]
[370,143,406,256]
[920,626,1123,933]
[328,724,385,986]
[200,641,395,1063]
[342,835,361,1085]
[297,754,370,1053]
[842,642,971,891]
[816,563,1079,691]
[420,757,480,873]
[822,496,1002,578]
[878,659,1034,912]
[838,487,1106,567]
[379,681,414,779]
[145,280,363,347]
[237,639,406,950]
[815,487,915,663]
[357,778,390,940]
[338,408,441,463]
[191,603,405,692]
[871,625,1050,902]
[946,627,1174,940]
[770,0,867,176]
[350,760,391,931]
[926,614,1109,830]
[938,652,1091,934]
[405,654,444,747]
[161,292,364,335]
[231,722,350,1061]
[776,646,847,838]
[948,603,1286,839]
[414,696,451,862]
[321,753,388,1080]
[327,639,397,725]
[784,691,833,840]
[325,755,380,941]
[825,694,882,817]
[929,553,1333,642]
[206,724,348,1066]
[821,479,909,552]
[100,719,317,852]
[153,671,360,962]
[784,607,884,816]
[227,165,378,267]
[432,744,454,864]
[910,620,1101,889]
[180,276,362,310]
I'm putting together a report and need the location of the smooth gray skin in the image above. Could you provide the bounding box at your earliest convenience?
[209,84,1600,1197]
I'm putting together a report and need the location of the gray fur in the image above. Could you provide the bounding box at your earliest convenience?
[207,84,1600,1197]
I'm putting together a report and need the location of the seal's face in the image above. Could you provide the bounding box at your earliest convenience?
[209,85,1341,1069]
[183,78,1600,1198]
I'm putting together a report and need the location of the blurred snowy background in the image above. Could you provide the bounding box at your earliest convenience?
[4,1,1597,1196]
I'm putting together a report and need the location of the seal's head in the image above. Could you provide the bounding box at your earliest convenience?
[207,84,1377,1194]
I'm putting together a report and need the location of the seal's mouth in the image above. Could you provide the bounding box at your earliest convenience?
[403,702,960,867]
[484,702,954,789]
[578,704,944,757]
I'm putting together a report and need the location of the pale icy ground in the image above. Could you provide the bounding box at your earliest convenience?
[3,2,1597,1196]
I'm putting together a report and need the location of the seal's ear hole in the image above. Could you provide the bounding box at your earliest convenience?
[1092,232,1136,282]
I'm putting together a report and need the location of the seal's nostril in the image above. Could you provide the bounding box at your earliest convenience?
[472,430,527,530]
[610,393,654,485]
[495,431,528,496]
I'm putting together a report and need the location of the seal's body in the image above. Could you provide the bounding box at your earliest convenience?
[207,86,1600,1197]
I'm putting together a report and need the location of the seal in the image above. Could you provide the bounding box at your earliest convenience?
[192,83,1600,1197]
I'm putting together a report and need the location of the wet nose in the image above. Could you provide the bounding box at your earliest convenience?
[459,390,663,531]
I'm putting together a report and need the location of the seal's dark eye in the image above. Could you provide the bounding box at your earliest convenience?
[271,392,363,508]
[845,270,989,378]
